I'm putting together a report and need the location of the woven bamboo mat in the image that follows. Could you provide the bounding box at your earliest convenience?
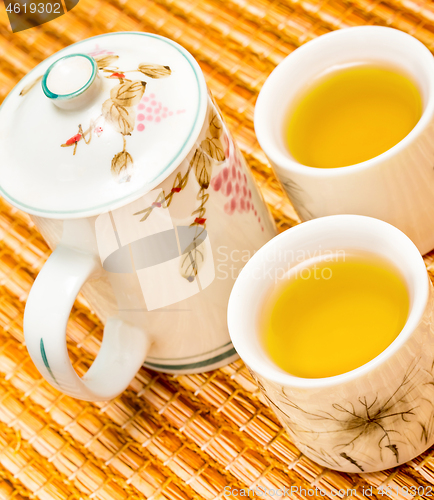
[1,0,434,499]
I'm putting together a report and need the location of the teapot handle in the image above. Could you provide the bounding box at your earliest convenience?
[23,245,151,401]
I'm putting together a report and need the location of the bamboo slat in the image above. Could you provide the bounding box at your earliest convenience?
[0,0,434,498]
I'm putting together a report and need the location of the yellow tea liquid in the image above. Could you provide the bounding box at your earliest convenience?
[285,64,422,168]
[261,253,409,378]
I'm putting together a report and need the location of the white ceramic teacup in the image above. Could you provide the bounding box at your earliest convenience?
[255,26,434,255]
[0,32,276,401]
[228,215,434,473]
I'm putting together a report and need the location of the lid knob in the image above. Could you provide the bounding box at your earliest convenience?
[42,54,100,110]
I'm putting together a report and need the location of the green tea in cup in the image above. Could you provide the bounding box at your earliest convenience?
[261,252,410,378]
[285,64,422,168]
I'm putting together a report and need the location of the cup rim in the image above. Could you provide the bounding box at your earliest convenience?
[254,26,434,177]
[227,215,429,389]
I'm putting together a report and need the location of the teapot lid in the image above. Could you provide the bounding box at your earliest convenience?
[0,32,207,218]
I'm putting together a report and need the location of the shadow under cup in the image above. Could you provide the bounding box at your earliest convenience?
[255,26,434,254]
[228,215,434,472]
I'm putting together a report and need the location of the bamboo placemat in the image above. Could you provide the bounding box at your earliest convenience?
[1,0,434,499]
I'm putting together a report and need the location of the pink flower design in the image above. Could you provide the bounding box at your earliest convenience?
[87,45,115,57]
[135,92,185,131]
[210,137,264,230]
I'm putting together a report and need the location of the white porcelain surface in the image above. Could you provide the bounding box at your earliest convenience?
[4,32,277,401]
[228,215,434,472]
[46,55,94,95]
[255,26,434,255]
[0,33,205,216]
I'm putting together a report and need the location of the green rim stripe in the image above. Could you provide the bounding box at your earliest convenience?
[42,53,97,100]
[147,341,233,362]
[0,32,204,216]
[144,347,237,371]
[40,338,59,385]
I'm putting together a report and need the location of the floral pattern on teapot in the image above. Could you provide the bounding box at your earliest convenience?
[60,54,173,183]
